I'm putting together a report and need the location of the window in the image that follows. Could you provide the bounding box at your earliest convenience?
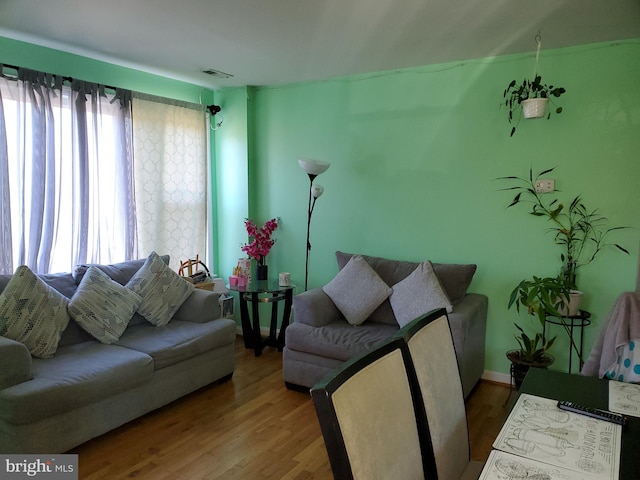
[0,68,209,275]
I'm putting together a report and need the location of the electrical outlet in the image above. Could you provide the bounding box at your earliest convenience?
[535,178,555,193]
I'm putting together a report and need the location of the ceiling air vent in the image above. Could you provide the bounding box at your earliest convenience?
[201,68,233,79]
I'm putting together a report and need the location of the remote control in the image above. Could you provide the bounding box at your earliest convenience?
[557,400,627,426]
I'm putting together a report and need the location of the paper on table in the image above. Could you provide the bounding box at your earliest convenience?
[480,449,604,480]
[492,394,621,480]
[609,380,640,417]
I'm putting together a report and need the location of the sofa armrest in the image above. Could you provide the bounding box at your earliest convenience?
[0,336,32,390]
[293,288,344,327]
[172,289,222,323]
[448,293,488,398]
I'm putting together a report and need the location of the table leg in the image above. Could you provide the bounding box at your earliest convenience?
[251,292,263,357]
[269,293,279,343]
[239,295,253,349]
[276,289,293,351]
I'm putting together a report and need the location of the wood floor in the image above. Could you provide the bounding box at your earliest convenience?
[72,336,511,479]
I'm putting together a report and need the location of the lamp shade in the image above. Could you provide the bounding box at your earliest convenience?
[298,158,330,176]
[311,184,324,198]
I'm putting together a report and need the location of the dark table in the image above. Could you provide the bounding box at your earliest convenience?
[228,280,294,357]
[519,368,640,479]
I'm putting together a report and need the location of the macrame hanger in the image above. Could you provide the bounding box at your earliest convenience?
[534,32,542,78]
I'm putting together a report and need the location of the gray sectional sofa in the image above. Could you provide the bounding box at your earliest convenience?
[0,256,236,454]
[283,252,488,398]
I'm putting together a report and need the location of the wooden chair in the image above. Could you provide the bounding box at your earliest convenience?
[395,308,484,480]
[311,337,431,480]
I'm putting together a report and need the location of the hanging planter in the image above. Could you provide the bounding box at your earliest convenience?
[521,98,549,119]
[502,34,566,136]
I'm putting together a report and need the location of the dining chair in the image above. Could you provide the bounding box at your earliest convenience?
[395,308,484,480]
[310,337,432,480]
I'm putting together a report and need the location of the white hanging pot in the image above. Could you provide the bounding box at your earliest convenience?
[522,98,549,119]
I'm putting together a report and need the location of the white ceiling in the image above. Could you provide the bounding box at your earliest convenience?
[1,0,639,89]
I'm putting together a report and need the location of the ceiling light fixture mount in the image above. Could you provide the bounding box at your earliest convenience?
[201,68,234,79]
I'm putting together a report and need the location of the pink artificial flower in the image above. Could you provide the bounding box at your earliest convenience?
[241,218,279,263]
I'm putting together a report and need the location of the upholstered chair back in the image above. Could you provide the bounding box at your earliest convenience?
[311,338,428,480]
[396,309,483,480]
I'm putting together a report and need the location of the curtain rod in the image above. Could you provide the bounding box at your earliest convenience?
[1,62,118,91]
[2,63,207,112]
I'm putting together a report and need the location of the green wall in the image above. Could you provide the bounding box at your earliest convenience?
[3,34,639,378]
[220,39,640,377]
[212,87,251,279]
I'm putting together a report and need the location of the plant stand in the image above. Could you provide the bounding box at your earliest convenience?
[543,310,591,374]
[505,350,554,406]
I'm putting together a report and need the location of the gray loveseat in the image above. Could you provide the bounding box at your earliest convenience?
[283,252,488,398]
[0,256,236,454]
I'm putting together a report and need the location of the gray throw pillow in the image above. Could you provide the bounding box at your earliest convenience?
[322,255,392,326]
[0,266,70,358]
[68,266,142,344]
[126,251,195,326]
[389,261,453,327]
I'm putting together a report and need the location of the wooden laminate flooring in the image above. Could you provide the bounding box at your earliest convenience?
[72,336,511,479]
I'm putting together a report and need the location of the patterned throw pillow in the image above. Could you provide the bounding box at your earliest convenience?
[322,255,392,326]
[126,251,195,326]
[389,260,453,327]
[0,265,70,358]
[68,266,142,343]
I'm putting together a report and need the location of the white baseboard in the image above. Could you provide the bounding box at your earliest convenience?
[482,370,511,385]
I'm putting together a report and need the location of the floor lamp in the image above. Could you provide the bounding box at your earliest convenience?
[298,158,330,291]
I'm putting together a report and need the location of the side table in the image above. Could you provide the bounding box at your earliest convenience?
[229,280,294,357]
[543,310,591,374]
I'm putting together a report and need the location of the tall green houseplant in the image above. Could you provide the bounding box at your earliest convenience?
[498,167,629,289]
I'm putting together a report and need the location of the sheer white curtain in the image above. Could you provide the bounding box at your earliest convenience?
[0,67,136,274]
[132,96,208,270]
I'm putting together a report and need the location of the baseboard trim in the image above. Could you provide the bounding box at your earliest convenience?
[482,370,510,386]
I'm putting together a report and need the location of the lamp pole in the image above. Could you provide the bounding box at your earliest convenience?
[305,174,317,291]
[298,159,330,291]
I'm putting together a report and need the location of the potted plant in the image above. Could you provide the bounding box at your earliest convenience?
[503,75,566,136]
[241,218,279,280]
[506,275,570,387]
[498,167,629,294]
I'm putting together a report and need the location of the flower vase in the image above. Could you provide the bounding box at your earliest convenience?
[257,264,268,281]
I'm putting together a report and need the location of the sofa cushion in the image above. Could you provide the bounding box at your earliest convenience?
[432,263,477,304]
[73,254,170,286]
[336,251,476,303]
[0,266,70,358]
[68,266,143,344]
[172,288,222,324]
[322,255,392,326]
[126,252,194,326]
[0,342,153,424]
[390,261,453,327]
[115,319,236,370]
[285,320,399,362]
